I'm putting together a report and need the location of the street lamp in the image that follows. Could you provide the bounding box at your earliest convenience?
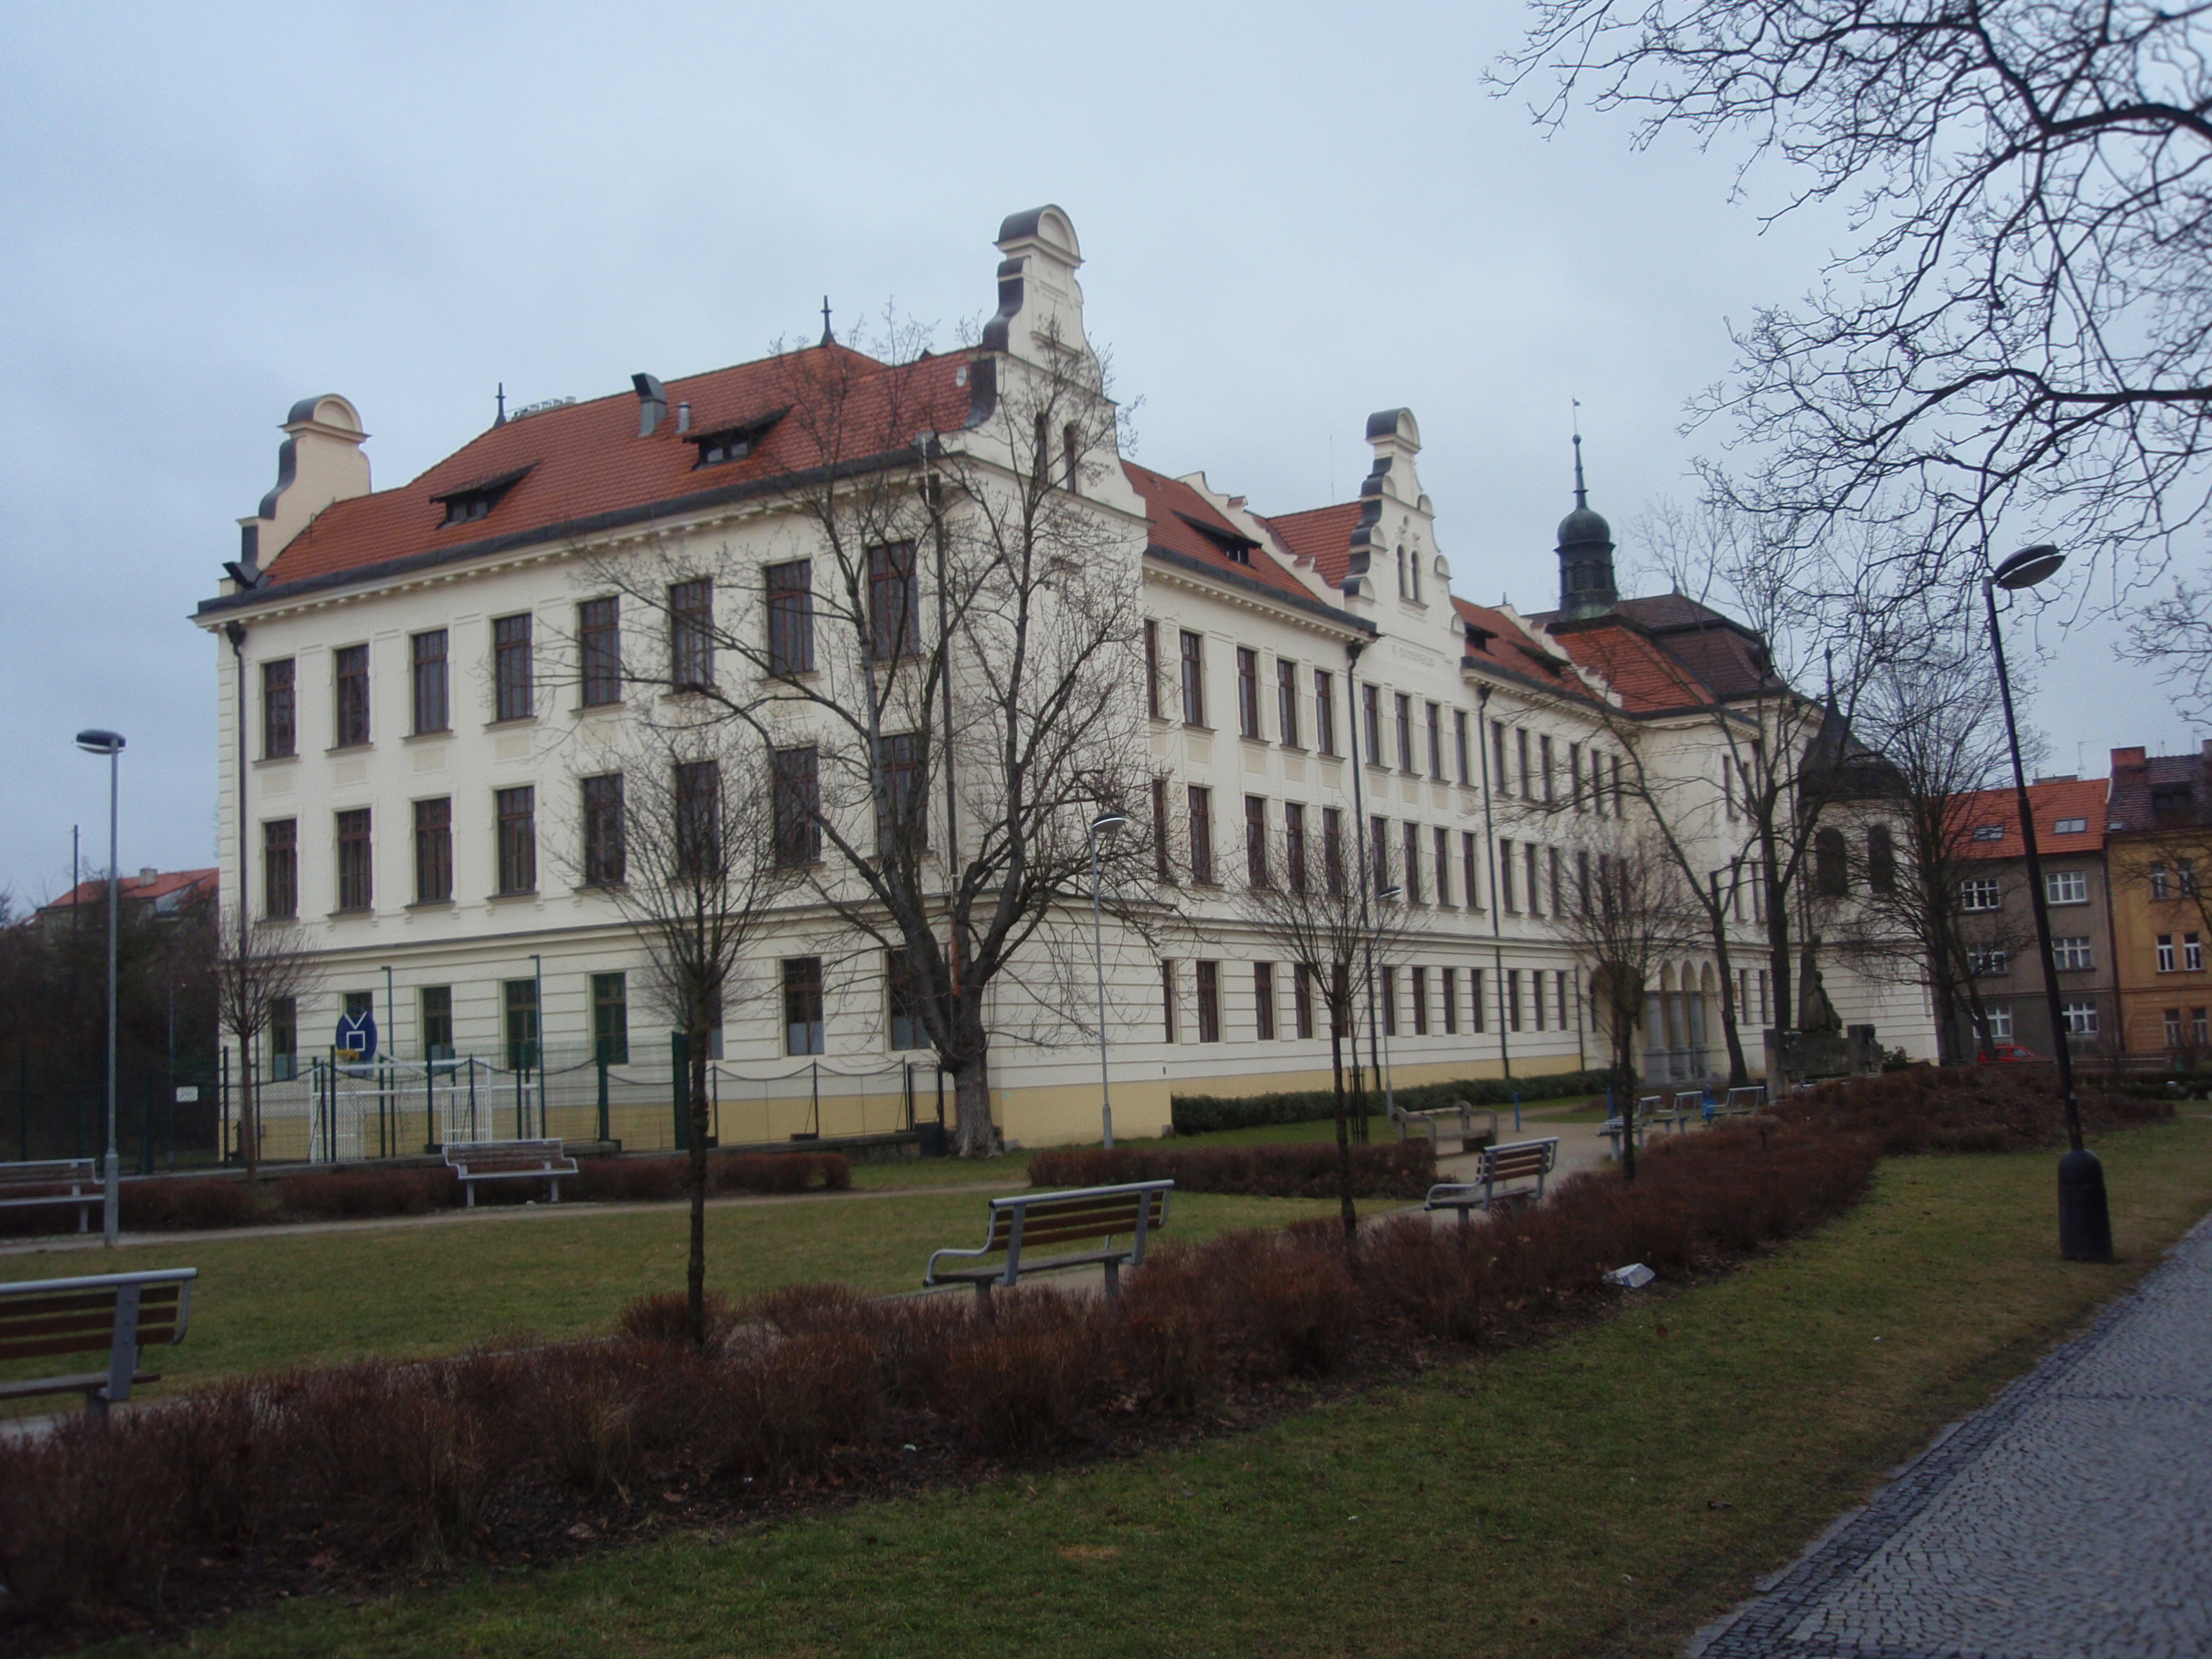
[1374,884,1402,1121]
[74,728,125,1246]
[1982,544,2113,1263]
[1087,810,1128,1147]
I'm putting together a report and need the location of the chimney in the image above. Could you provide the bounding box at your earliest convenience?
[2111,745,2148,770]
[632,374,667,437]
[138,867,157,886]
[675,400,691,436]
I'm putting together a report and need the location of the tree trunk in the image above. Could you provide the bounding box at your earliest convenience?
[240,1046,260,1179]
[950,1046,1000,1158]
[1766,892,1793,1033]
[1711,925,1749,1087]
[1327,1018,1356,1245]
[1616,1013,1640,1182]
[686,1028,711,1348]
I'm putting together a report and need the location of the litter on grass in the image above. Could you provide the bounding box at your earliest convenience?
[1602,1263,1655,1290]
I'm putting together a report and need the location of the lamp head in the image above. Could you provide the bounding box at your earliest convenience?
[1379,884,1403,901]
[1992,544,2064,591]
[74,729,125,755]
[1090,810,1128,834]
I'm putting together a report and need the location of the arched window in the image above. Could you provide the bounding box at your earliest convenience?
[1410,549,1423,602]
[1867,824,1897,893]
[1395,547,1408,598]
[1815,827,1850,897]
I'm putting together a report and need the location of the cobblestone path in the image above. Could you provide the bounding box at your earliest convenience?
[1689,1213,2212,1658]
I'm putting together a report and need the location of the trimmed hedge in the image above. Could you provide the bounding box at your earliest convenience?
[1029,1140,1437,1200]
[1171,1067,1619,1136]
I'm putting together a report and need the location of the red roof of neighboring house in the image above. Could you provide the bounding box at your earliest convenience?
[1262,501,1364,588]
[257,346,975,589]
[1452,597,1591,697]
[41,867,218,915]
[1551,624,1714,714]
[1954,778,2111,860]
[1123,463,1316,601]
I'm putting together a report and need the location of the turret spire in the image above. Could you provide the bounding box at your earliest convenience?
[1554,412,1617,622]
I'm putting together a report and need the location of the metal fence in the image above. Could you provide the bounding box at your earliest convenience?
[4,1061,223,1171]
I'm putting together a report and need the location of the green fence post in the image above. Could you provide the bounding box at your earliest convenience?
[671,1031,690,1151]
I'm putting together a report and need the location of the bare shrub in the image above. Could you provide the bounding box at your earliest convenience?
[1028,1141,1435,1200]
[934,1290,1101,1451]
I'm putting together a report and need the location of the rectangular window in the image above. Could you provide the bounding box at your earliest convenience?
[1276,659,1300,747]
[504,979,539,1071]
[2190,934,2206,973]
[2062,1000,2098,1037]
[1364,684,1382,764]
[1540,735,1555,802]
[1402,822,1421,903]
[1237,647,1262,738]
[1161,961,1178,1042]
[875,732,925,855]
[583,773,625,885]
[886,951,927,1051]
[1506,968,1523,1032]
[1371,815,1390,895]
[410,631,449,734]
[261,659,296,759]
[593,972,630,1063]
[1313,670,1336,755]
[2157,933,2177,972]
[334,644,370,747]
[1426,702,1443,778]
[1491,720,1508,793]
[773,747,822,866]
[2053,937,2094,971]
[765,561,815,675]
[2166,1007,2185,1046]
[1454,710,1470,785]
[1609,755,1623,816]
[1285,801,1308,894]
[1254,962,1276,1040]
[1961,878,2002,912]
[1532,966,1546,1030]
[2195,1008,2210,1047]
[1982,1003,2013,1042]
[1524,843,1542,917]
[269,995,298,1081]
[420,986,453,1061]
[1758,970,1771,1024]
[1968,949,2008,976]
[413,797,452,903]
[493,614,534,722]
[1169,630,1202,725]
[1434,827,1451,906]
[1500,837,1516,911]
[2046,869,2089,906]
[1569,743,1583,811]
[495,786,536,894]
[1395,693,1414,771]
[336,808,372,911]
[1380,966,1397,1037]
[670,579,714,689]
[1411,966,1429,1035]
[1293,963,1316,1039]
[580,597,621,706]
[783,958,826,1055]
[1323,806,1346,894]
[1516,728,1532,799]
[675,760,721,878]
[868,541,919,661]
[260,818,297,920]
[1189,786,1215,884]
[1549,845,1563,915]
[2152,864,2172,900]
[1245,795,1270,887]
[1196,961,1220,1043]
[1151,778,1172,883]
[1470,967,1487,1034]
[1143,620,1161,718]
[1442,967,1459,1034]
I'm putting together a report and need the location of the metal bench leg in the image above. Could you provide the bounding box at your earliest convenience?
[974,1280,993,1318]
[548,1176,559,1204]
[464,1182,475,1208]
[1103,1259,1121,1302]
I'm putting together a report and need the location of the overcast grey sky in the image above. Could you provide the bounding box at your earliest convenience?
[0,1,2188,903]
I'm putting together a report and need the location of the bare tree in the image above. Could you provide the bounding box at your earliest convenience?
[1547,819,1707,1179]
[572,719,799,1346]
[212,912,319,1179]
[577,316,1157,1156]
[1503,2,2212,675]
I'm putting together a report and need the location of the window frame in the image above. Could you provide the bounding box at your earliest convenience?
[670,578,715,691]
[1277,658,1300,748]
[783,957,827,1056]
[582,773,626,886]
[262,818,297,920]
[261,658,296,760]
[410,629,450,735]
[336,807,372,912]
[333,644,370,749]
[579,597,622,707]
[1312,669,1336,755]
[494,785,536,895]
[1236,647,1262,739]
[492,613,534,724]
[1179,630,1206,726]
[867,541,920,662]
[413,796,453,904]
[765,560,816,676]
[772,746,822,867]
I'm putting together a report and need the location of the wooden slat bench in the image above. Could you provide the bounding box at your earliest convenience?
[1599,1097,1663,1158]
[443,1138,577,1205]
[0,1267,197,1416]
[925,1180,1172,1308]
[0,1158,102,1233]
[1719,1084,1768,1118]
[1425,1138,1560,1225]
[1392,1102,1499,1154]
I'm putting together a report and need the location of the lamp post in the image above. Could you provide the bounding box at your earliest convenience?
[1982,544,2113,1263]
[1374,884,1402,1120]
[1087,810,1128,1147]
[75,729,125,1246]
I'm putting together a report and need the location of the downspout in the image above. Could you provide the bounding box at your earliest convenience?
[1476,684,1515,1118]
[225,621,249,1166]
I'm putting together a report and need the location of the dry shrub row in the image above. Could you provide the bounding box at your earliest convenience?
[575,1151,850,1204]
[1764,1066,2172,1156]
[0,1125,1874,1623]
[1028,1140,1437,1199]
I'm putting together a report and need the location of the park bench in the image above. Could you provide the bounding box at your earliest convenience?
[1660,1091,1705,1132]
[0,1157,102,1233]
[1599,1096,1663,1158]
[1392,1101,1498,1153]
[443,1138,577,1205]
[1719,1084,1767,1118]
[1425,1138,1560,1225]
[925,1179,1172,1308]
[0,1267,197,1415]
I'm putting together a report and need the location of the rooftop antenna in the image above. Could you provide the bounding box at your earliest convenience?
[495,382,506,426]
[819,296,835,347]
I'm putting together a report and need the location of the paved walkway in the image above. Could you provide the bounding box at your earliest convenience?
[1689,1213,2212,1659]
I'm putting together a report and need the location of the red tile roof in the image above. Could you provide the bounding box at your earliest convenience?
[1954,778,2111,860]
[1551,624,1714,714]
[1262,501,1364,589]
[1123,463,1317,602]
[42,867,218,914]
[256,346,976,589]
[1452,598,1591,697]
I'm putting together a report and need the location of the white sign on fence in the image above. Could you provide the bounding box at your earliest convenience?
[174,1085,199,1103]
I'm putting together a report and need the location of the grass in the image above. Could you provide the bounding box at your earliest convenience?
[96,1112,2212,1658]
[0,1189,1344,1400]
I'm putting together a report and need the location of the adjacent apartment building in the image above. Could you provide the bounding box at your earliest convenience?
[2107,743,2212,1062]
[192,204,1935,1154]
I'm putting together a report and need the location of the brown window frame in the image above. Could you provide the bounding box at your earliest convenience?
[579,597,621,706]
[261,658,296,760]
[582,773,626,886]
[1195,961,1221,1043]
[336,808,372,912]
[1313,669,1336,755]
[772,746,822,866]
[1254,961,1276,1041]
[495,785,536,895]
[1244,794,1269,888]
[1188,786,1215,884]
[670,579,715,690]
[410,630,450,735]
[493,614,534,723]
[333,644,370,748]
[868,541,920,662]
[1179,630,1206,725]
[1236,647,1262,739]
[262,818,297,920]
[765,560,815,676]
[1277,659,1300,747]
[413,796,452,904]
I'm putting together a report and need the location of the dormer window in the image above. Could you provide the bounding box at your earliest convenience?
[1973,824,2006,842]
[431,467,530,527]
[689,408,788,469]
[2152,782,2194,821]
[2053,817,2087,835]
[1177,512,1257,567]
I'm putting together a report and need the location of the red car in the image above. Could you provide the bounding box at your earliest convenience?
[1977,1042,2043,1065]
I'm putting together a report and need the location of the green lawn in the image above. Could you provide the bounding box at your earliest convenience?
[0,1189,1346,1399]
[100,1114,2212,1658]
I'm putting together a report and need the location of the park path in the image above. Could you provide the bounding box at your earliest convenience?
[1689,1210,2212,1659]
